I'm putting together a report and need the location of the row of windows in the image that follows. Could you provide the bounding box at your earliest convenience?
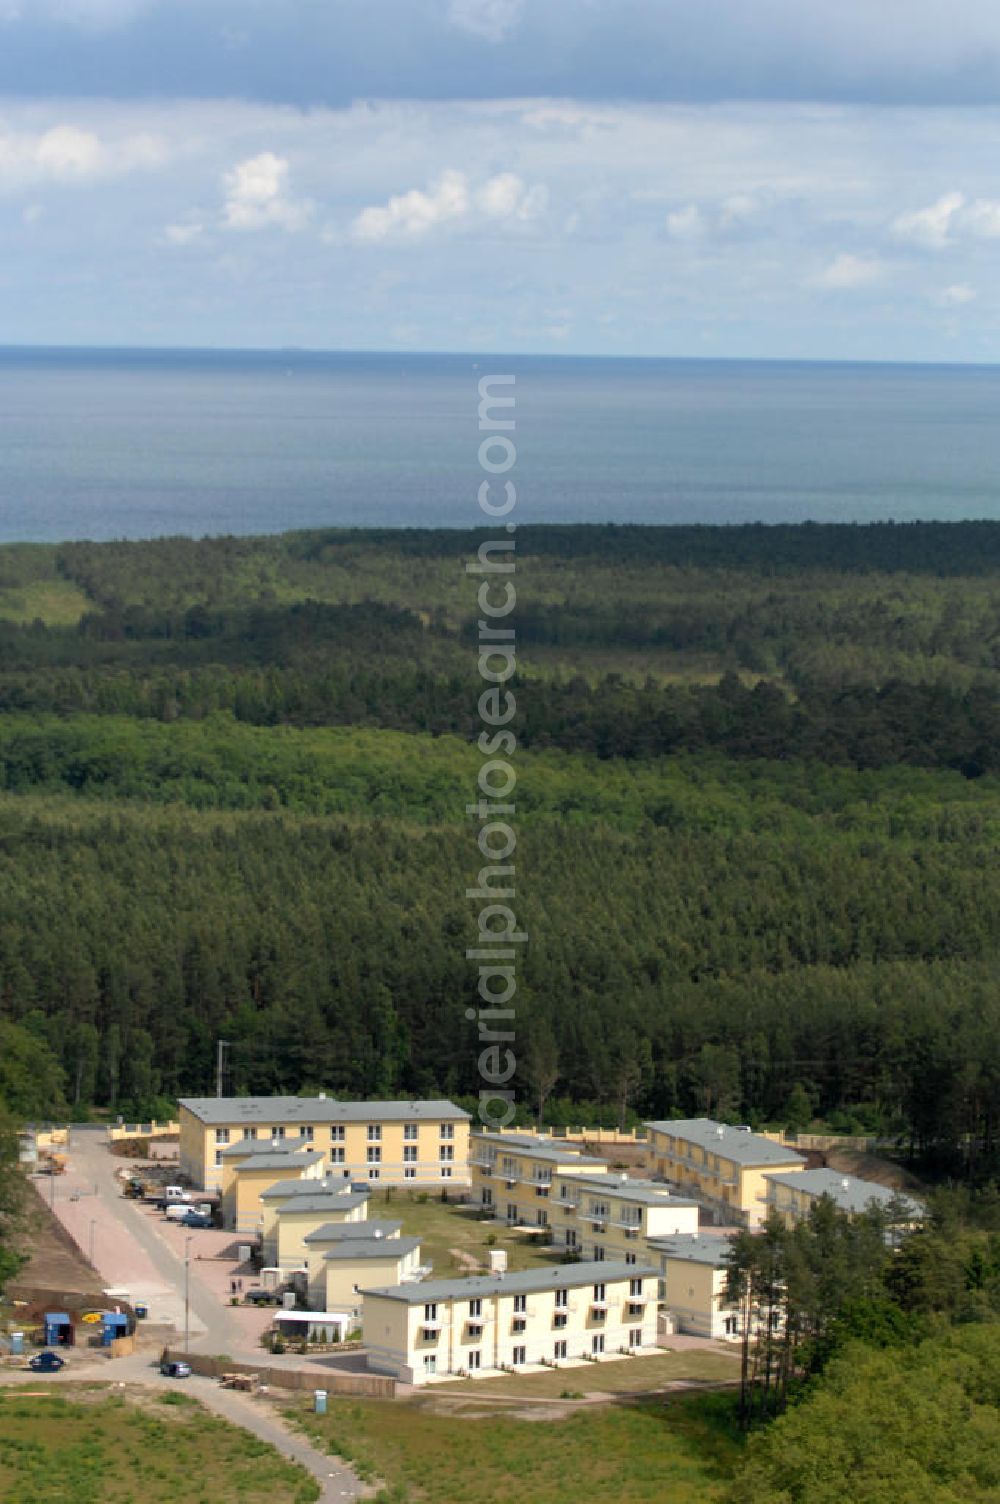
[421,1330,643,1374]
[216,1122,456,1145]
[423,1281,641,1323]
[366,1146,454,1164]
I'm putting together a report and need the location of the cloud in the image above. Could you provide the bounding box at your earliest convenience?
[813,253,886,289]
[447,0,523,43]
[937,282,976,305]
[352,168,545,241]
[222,152,311,231]
[665,204,706,239]
[163,220,204,245]
[0,121,164,188]
[892,191,964,247]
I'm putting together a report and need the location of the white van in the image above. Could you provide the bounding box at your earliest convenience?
[164,1186,191,1203]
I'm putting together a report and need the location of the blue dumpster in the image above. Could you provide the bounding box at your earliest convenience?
[43,1312,72,1347]
[101,1313,129,1348]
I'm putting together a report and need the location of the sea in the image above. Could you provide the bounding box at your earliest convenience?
[1,346,1000,543]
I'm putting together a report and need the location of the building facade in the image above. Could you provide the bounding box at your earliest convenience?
[179,1095,471,1191]
[259,1178,369,1264]
[649,1234,743,1341]
[363,1261,658,1384]
[547,1173,700,1262]
[644,1118,805,1226]
[759,1168,924,1229]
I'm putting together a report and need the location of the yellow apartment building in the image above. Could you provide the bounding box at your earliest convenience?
[274,1191,369,1269]
[300,1223,422,1311]
[644,1118,805,1226]
[259,1177,369,1264]
[547,1172,700,1263]
[363,1261,658,1384]
[222,1149,327,1233]
[469,1130,609,1228]
[759,1168,924,1229]
[179,1095,471,1192]
[649,1233,743,1340]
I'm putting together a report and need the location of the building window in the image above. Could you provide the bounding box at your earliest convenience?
[591,1334,605,1355]
[554,1289,568,1309]
[629,1328,642,1348]
[629,1278,643,1298]
[440,1123,455,1140]
[330,1148,345,1165]
[439,1145,454,1162]
[403,1146,418,1163]
[330,1125,345,1142]
[214,1128,230,1144]
[554,1313,567,1329]
[625,1253,636,1266]
[469,1299,482,1317]
[423,1354,437,1375]
[270,1126,285,1139]
[512,1317,526,1334]
[404,1167,416,1180]
[554,1340,567,1360]
[627,1304,644,1319]
[424,1304,438,1322]
[367,1124,382,1142]
[468,1349,481,1369]
[593,1246,605,1262]
[368,1168,380,1180]
[440,1167,452,1179]
[536,1210,548,1227]
[725,1316,739,1336]
[367,1146,382,1164]
[512,1346,526,1366]
[214,1150,223,1167]
[404,1123,419,1141]
[513,1294,527,1314]
[482,1188,493,1206]
[301,1125,314,1140]
[593,1284,606,1303]
[565,1229,577,1249]
[241,1127,255,1140]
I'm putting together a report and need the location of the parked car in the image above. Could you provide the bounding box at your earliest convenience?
[160,1359,192,1378]
[29,1350,65,1372]
[243,1288,279,1305]
[177,1210,212,1228]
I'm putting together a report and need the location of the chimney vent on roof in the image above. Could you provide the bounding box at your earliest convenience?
[716,1126,725,1138]
[841,1178,850,1190]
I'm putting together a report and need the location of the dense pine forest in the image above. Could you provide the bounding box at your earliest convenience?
[0,520,998,1176]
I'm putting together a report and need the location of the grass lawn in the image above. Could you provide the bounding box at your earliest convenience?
[369,1189,562,1276]
[0,579,93,625]
[443,1347,740,1398]
[295,1389,743,1504]
[0,1387,318,1503]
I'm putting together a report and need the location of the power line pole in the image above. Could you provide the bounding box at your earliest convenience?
[216,1039,230,1099]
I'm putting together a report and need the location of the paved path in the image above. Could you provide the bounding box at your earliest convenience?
[27,1126,367,1501]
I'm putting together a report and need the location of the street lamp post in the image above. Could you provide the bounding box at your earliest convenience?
[184,1236,192,1352]
[89,1219,95,1266]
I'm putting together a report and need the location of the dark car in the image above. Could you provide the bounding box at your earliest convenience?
[177,1210,213,1228]
[160,1359,192,1378]
[29,1350,65,1372]
[243,1288,278,1305]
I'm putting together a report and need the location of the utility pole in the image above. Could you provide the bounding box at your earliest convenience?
[89,1219,95,1266]
[216,1039,230,1099]
[184,1235,192,1352]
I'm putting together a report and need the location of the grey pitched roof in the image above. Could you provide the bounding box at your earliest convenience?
[645,1118,805,1168]
[473,1131,607,1168]
[324,1236,421,1263]
[180,1095,470,1126]
[559,1172,699,1208]
[277,1193,369,1216]
[235,1151,325,1172]
[362,1260,656,1304]
[762,1169,924,1217]
[648,1234,736,1268]
[304,1220,402,1245]
[260,1177,361,1202]
[220,1136,313,1158]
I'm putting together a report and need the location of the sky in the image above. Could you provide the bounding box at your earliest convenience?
[4,0,1000,358]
